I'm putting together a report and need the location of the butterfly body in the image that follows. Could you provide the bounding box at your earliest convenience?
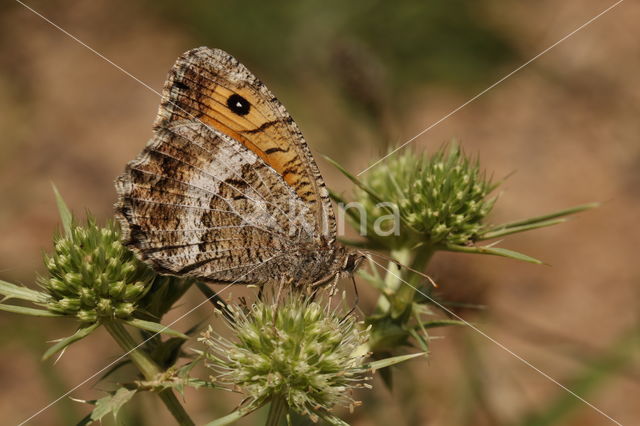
[115,47,361,287]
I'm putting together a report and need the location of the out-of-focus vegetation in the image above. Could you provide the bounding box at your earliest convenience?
[150,0,515,145]
[152,0,515,88]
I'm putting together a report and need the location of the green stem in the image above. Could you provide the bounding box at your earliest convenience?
[265,394,288,426]
[103,321,195,426]
[390,247,433,318]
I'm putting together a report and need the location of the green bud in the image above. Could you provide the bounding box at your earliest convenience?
[355,142,496,249]
[199,294,370,421]
[77,310,97,323]
[63,272,83,288]
[80,261,95,282]
[105,257,120,276]
[96,298,112,314]
[115,302,135,318]
[38,219,156,321]
[59,297,81,312]
[123,281,146,301]
[120,263,136,278]
[109,241,123,257]
[78,287,95,307]
[95,273,111,296]
[45,256,57,271]
[109,280,126,298]
[47,277,68,294]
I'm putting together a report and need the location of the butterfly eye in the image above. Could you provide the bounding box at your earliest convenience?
[226,94,251,116]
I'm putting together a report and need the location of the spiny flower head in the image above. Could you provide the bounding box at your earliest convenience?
[39,218,154,323]
[357,143,497,249]
[199,293,371,421]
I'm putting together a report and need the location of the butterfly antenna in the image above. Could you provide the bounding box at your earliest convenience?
[360,250,438,288]
[257,284,264,301]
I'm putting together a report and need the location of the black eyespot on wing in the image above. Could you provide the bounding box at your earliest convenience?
[226,94,251,116]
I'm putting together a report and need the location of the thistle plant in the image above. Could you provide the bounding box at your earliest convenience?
[0,143,598,425]
[198,292,421,425]
[0,188,196,425]
[328,142,596,358]
[355,143,496,250]
[40,218,154,323]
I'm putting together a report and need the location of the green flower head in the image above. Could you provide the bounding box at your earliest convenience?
[39,218,154,323]
[199,293,371,421]
[356,142,497,249]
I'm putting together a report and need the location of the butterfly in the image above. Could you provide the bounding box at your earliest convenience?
[115,47,363,288]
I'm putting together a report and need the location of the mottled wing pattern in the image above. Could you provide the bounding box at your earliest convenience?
[116,120,315,284]
[154,47,336,238]
[115,47,347,285]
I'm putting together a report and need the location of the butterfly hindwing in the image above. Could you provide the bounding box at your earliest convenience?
[116,120,314,283]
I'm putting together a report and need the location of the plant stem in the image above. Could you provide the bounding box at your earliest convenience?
[390,247,433,318]
[103,320,195,426]
[265,394,288,426]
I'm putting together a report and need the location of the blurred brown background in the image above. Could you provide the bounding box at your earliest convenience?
[0,0,638,425]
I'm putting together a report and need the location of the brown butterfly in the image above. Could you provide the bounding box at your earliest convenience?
[115,47,363,287]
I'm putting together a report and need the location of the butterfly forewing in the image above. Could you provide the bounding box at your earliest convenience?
[116,47,347,286]
[155,47,336,237]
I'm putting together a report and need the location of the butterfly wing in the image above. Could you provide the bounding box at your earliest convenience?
[154,47,336,238]
[116,120,316,284]
[115,47,343,284]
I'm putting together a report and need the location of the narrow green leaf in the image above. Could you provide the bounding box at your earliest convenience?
[327,188,348,205]
[90,388,137,422]
[124,318,188,340]
[323,155,386,205]
[479,219,566,240]
[408,327,429,353]
[328,189,363,224]
[205,403,263,426]
[140,376,218,393]
[437,301,486,310]
[42,322,100,361]
[445,244,543,264]
[0,303,60,317]
[52,183,73,236]
[325,156,420,233]
[365,351,426,371]
[419,319,469,329]
[489,202,598,231]
[0,279,49,302]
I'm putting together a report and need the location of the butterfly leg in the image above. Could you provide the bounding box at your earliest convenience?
[274,277,293,306]
[340,274,360,322]
[257,284,265,301]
